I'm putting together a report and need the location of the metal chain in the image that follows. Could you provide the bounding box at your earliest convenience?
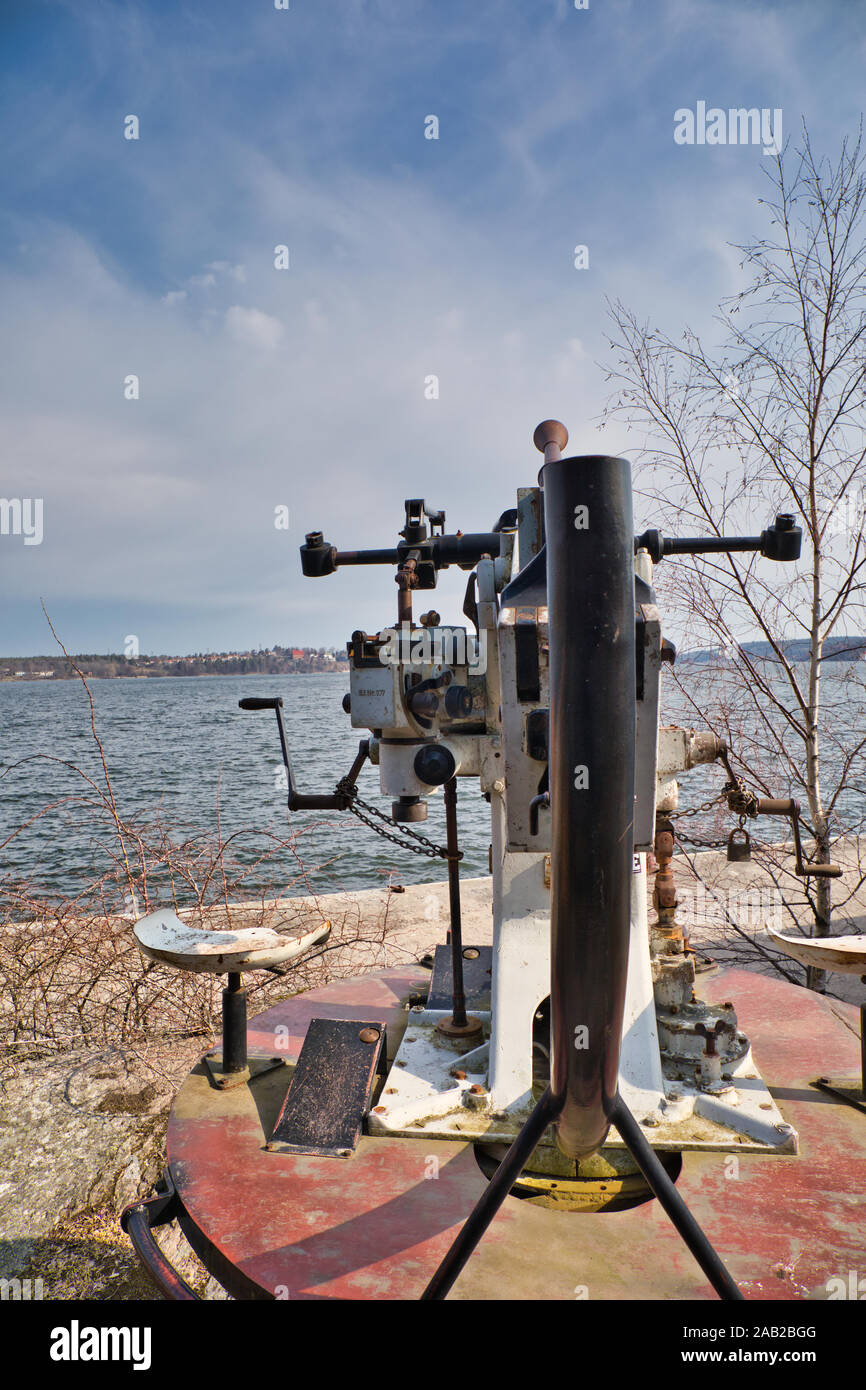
[672,790,730,849]
[675,791,728,820]
[343,781,738,858]
[343,788,456,860]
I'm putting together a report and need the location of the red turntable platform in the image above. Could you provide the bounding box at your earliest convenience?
[166,965,866,1300]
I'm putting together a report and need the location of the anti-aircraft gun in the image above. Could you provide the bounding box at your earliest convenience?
[122,421,861,1303]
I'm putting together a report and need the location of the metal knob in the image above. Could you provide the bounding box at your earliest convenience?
[533,419,569,465]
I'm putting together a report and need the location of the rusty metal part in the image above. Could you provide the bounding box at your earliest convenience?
[694,1020,728,1056]
[726,824,752,863]
[267,1017,387,1158]
[717,752,842,878]
[436,1014,484,1040]
[203,1053,285,1091]
[395,553,420,624]
[652,815,683,951]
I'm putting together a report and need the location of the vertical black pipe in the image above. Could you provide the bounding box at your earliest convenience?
[443,777,468,1029]
[611,1096,744,1300]
[420,1087,561,1300]
[542,454,636,1160]
[222,972,248,1073]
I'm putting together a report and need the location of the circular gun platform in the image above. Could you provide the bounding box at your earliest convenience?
[166,965,866,1300]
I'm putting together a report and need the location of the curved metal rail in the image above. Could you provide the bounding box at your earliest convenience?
[121,1174,202,1301]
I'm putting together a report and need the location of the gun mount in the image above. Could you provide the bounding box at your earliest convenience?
[122,419,863,1305]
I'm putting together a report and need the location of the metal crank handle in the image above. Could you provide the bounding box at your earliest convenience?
[239,696,369,810]
[753,796,843,878]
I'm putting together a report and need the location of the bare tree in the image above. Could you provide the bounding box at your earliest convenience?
[604,123,866,989]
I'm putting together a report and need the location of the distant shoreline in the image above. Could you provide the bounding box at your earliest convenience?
[0,650,349,682]
[0,670,348,682]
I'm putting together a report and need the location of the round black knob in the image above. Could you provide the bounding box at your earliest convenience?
[443,685,473,719]
[414,744,457,786]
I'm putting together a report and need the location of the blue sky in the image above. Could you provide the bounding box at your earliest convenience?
[1,0,864,655]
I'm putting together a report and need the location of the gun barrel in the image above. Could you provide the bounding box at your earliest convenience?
[544,453,636,1161]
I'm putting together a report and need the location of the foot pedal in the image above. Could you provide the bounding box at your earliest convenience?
[266,1019,387,1157]
[427,944,493,1010]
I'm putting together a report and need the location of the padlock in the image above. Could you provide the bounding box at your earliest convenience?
[726,826,751,863]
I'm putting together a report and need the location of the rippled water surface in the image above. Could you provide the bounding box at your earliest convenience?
[2,665,863,905]
[0,673,491,902]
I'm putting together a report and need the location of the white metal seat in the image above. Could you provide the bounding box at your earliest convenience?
[769,926,866,1114]
[132,909,332,1089]
[767,926,866,975]
[133,908,330,974]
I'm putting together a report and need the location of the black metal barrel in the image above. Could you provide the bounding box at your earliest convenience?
[542,453,636,1159]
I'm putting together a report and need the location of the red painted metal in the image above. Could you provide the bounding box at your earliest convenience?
[166,966,866,1300]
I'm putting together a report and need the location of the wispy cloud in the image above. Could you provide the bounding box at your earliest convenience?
[0,0,861,653]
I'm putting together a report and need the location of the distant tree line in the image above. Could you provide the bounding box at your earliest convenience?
[0,646,349,681]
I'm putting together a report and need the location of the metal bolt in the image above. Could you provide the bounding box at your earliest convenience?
[359,1027,380,1044]
[385,1087,397,1094]
[451,1069,467,1080]
[759,1102,772,1110]
[463,948,479,960]
[372,1105,386,1114]
[469,1083,486,1095]
[412,1004,424,1013]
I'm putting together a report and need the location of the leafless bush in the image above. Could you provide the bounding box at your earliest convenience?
[0,619,400,1056]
